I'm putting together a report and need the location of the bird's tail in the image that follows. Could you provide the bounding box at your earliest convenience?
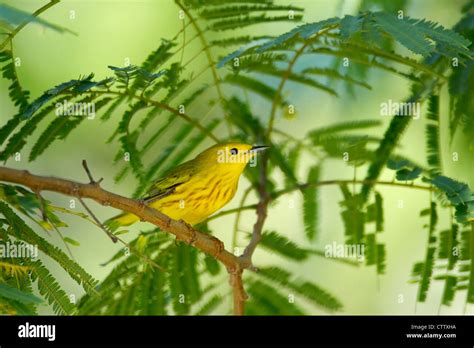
[104,212,140,231]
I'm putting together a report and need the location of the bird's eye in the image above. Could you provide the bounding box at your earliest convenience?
[230,148,238,155]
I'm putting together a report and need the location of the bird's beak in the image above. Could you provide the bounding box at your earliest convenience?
[249,145,270,154]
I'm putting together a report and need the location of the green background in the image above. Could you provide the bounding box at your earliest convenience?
[0,0,472,314]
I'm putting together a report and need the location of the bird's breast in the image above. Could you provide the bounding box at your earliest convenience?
[149,173,239,225]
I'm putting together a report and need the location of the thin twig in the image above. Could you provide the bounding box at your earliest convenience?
[78,197,117,243]
[80,160,115,242]
[34,190,48,222]
[82,160,103,185]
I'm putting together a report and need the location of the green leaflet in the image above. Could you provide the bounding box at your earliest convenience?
[340,15,363,40]
[364,233,386,274]
[116,101,147,135]
[441,276,457,306]
[417,247,436,303]
[429,176,472,206]
[246,279,304,315]
[0,50,30,111]
[339,184,365,244]
[302,165,319,241]
[260,231,308,260]
[133,121,194,197]
[0,201,98,294]
[0,104,56,161]
[118,130,145,180]
[22,74,112,119]
[28,97,113,161]
[437,224,459,269]
[27,260,76,315]
[195,294,223,315]
[415,202,438,303]
[467,223,474,304]
[0,50,30,147]
[448,13,474,139]
[360,111,413,201]
[130,39,175,93]
[308,120,381,145]
[166,242,203,315]
[224,96,264,137]
[210,14,303,31]
[366,192,384,232]
[139,85,208,131]
[372,12,471,58]
[227,53,289,72]
[224,97,298,186]
[252,65,338,96]
[425,94,442,176]
[223,11,471,59]
[101,96,125,122]
[199,4,303,20]
[284,143,301,187]
[0,283,42,305]
[144,268,167,315]
[224,74,285,104]
[395,167,422,181]
[211,35,271,48]
[302,67,371,90]
[203,254,221,276]
[78,233,171,315]
[372,12,434,56]
[255,17,340,53]
[269,142,299,186]
[159,119,221,175]
[386,159,422,181]
[257,266,343,311]
[375,192,384,232]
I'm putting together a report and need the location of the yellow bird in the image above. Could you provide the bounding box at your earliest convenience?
[105,143,268,230]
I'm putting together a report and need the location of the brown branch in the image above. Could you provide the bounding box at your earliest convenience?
[229,267,247,315]
[0,165,247,313]
[240,153,270,271]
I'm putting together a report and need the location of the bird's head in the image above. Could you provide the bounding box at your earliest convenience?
[195,143,269,175]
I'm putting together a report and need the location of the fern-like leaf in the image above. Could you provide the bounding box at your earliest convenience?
[302,165,319,241]
[260,231,308,260]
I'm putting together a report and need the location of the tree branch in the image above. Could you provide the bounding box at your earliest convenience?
[0,165,247,314]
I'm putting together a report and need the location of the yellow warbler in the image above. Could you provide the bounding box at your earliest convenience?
[106,143,268,229]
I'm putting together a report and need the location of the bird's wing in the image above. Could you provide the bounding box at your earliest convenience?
[142,162,195,203]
